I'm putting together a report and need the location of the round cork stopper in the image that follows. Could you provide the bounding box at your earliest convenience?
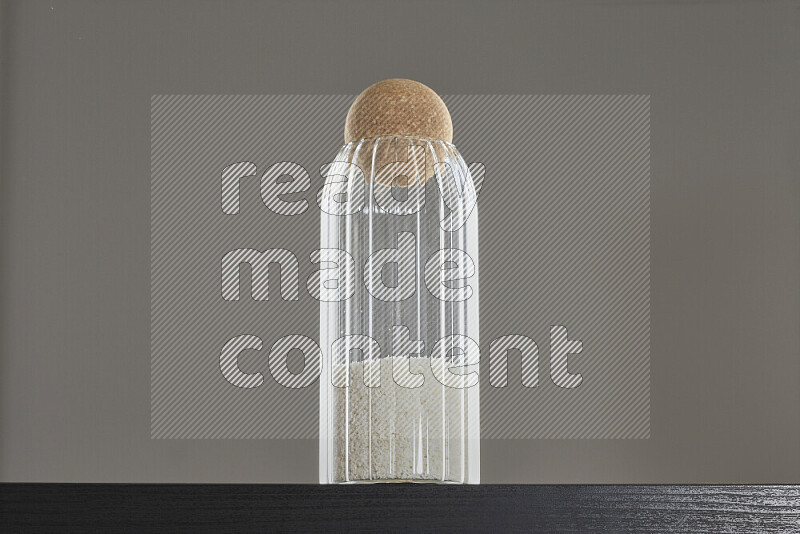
[344,79,453,143]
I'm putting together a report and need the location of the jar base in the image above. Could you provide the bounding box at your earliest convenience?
[334,478,467,485]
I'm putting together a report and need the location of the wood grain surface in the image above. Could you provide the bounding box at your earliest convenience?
[2,484,798,532]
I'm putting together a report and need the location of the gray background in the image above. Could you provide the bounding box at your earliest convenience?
[1,0,798,482]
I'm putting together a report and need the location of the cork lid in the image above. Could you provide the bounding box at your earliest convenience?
[344,79,453,143]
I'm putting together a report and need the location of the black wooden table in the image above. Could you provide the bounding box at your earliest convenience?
[2,484,798,532]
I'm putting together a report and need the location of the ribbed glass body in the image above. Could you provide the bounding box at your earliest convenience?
[319,135,479,484]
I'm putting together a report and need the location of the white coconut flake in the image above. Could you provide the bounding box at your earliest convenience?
[332,356,475,483]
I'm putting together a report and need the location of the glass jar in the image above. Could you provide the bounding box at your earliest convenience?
[319,135,480,484]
